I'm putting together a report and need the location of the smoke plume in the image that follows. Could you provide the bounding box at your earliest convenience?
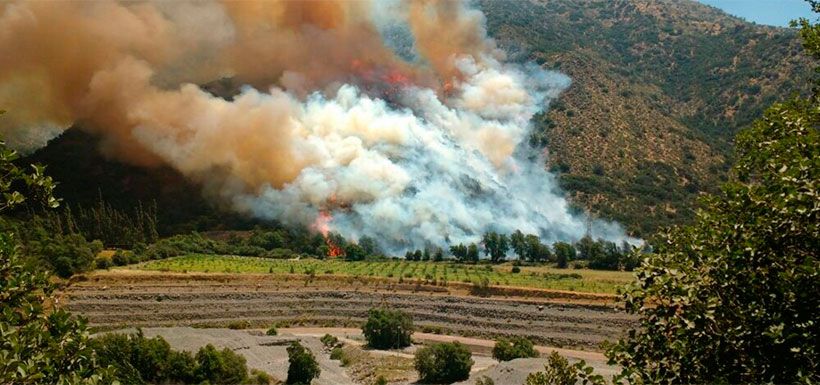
[0,0,633,252]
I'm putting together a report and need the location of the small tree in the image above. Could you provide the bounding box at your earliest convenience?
[362,308,413,349]
[286,341,320,385]
[414,342,473,384]
[492,336,539,361]
[466,243,480,263]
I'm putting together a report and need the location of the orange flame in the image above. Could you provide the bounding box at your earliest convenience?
[311,210,344,258]
[325,236,344,258]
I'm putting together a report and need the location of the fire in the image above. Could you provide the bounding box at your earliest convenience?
[325,236,344,258]
[311,210,333,237]
[311,210,344,258]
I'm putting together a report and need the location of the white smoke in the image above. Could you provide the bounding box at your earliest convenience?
[0,0,636,253]
[231,56,631,252]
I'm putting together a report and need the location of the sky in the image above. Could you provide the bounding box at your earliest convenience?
[697,0,815,27]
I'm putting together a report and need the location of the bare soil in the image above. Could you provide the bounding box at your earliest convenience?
[64,270,635,351]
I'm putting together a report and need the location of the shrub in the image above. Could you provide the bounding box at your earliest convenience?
[266,325,278,336]
[320,333,339,348]
[95,255,112,269]
[286,341,321,385]
[511,266,521,273]
[362,308,413,349]
[112,250,133,266]
[525,352,603,385]
[250,369,273,385]
[475,376,495,385]
[414,342,473,384]
[492,336,539,361]
[227,320,250,330]
[329,347,344,361]
[374,375,388,385]
[195,344,248,385]
[469,276,492,297]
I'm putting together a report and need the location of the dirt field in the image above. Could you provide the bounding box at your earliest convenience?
[64,270,635,351]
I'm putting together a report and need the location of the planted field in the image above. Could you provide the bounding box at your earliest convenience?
[131,255,633,294]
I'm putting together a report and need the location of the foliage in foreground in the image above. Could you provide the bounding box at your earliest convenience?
[286,341,320,385]
[492,336,539,361]
[603,16,820,385]
[0,128,112,384]
[414,342,473,384]
[362,308,414,349]
[0,233,114,385]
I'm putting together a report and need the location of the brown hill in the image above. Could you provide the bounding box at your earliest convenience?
[480,0,811,236]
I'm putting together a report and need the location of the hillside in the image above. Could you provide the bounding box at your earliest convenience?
[480,0,810,236]
[21,129,256,235]
[19,0,811,239]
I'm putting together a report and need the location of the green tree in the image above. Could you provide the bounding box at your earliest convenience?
[414,342,473,384]
[286,341,320,385]
[481,231,509,263]
[362,308,414,349]
[343,243,366,261]
[552,242,575,268]
[358,235,380,257]
[607,15,820,383]
[449,243,467,261]
[525,234,551,262]
[466,243,480,263]
[510,229,527,259]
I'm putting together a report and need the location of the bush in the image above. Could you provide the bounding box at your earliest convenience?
[227,320,250,330]
[266,325,278,336]
[94,255,112,269]
[112,250,134,266]
[511,266,521,273]
[329,347,344,361]
[195,344,248,385]
[362,308,413,349]
[475,376,495,385]
[374,375,388,385]
[525,352,603,385]
[286,341,321,385]
[320,333,339,348]
[492,336,539,361]
[250,369,273,385]
[414,342,473,384]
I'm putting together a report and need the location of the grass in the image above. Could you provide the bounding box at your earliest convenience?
[130,254,635,294]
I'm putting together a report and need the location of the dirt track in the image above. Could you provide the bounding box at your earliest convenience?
[64,270,635,351]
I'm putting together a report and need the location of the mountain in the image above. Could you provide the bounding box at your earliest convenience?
[479,0,810,236]
[21,129,257,235]
[20,0,810,239]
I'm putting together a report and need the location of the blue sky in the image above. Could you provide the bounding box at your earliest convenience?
[697,0,815,27]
